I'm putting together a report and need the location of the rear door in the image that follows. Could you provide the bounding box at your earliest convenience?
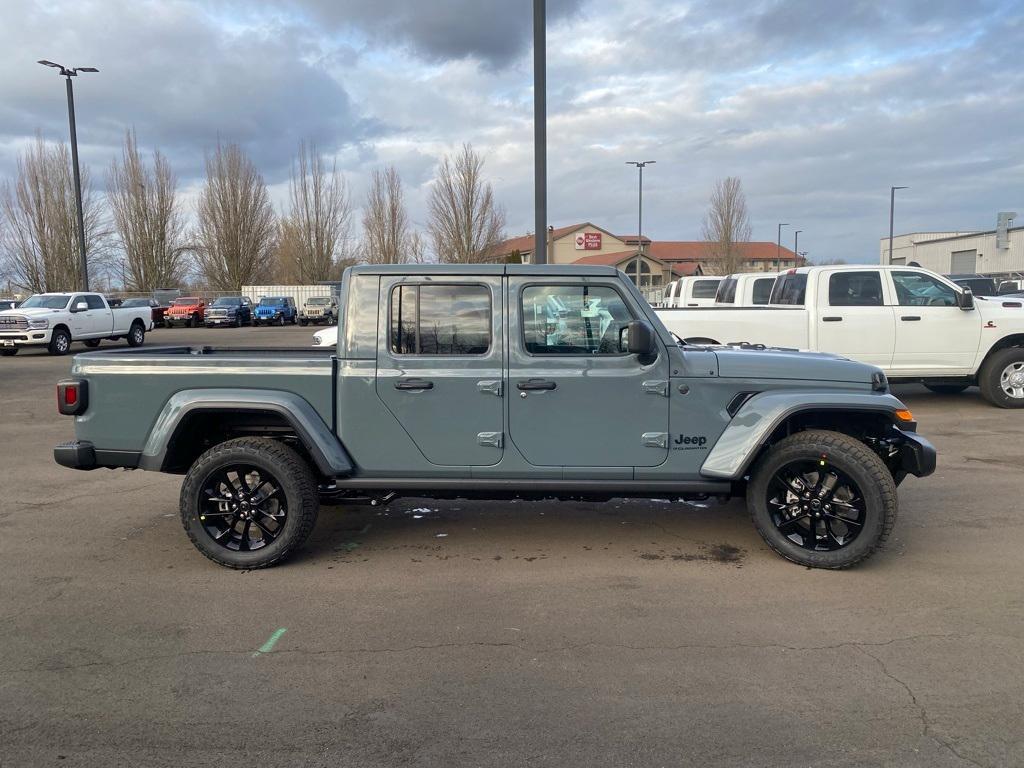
[814,270,895,367]
[888,270,980,374]
[507,277,670,467]
[375,276,504,466]
[84,295,111,335]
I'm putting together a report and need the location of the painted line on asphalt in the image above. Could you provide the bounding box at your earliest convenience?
[253,628,287,657]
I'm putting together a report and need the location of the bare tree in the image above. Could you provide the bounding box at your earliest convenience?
[107,129,189,291]
[701,177,752,276]
[0,134,109,292]
[361,166,423,264]
[280,141,352,283]
[426,144,505,263]
[195,142,277,291]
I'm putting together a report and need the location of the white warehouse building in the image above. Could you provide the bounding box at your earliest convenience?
[879,213,1023,277]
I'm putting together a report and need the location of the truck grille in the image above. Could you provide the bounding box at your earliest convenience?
[0,315,28,331]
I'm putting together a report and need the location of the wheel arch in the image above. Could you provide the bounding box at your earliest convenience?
[140,389,353,478]
[978,333,1024,371]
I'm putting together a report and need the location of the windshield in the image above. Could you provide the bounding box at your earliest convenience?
[20,294,72,309]
[259,298,286,307]
[307,297,331,305]
[213,297,241,307]
[172,298,199,306]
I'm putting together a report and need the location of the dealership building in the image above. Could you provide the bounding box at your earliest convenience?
[492,223,803,291]
[880,212,1023,277]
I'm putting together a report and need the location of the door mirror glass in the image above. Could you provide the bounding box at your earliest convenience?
[625,320,657,355]
[958,287,975,310]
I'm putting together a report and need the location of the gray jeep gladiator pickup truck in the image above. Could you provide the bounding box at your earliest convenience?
[54,264,935,570]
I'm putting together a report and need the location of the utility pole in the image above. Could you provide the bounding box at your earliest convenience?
[777,223,789,263]
[532,0,547,264]
[793,230,802,263]
[889,186,908,264]
[626,161,655,290]
[38,60,98,291]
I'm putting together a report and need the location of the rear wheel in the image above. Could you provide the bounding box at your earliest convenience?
[48,328,72,356]
[979,347,1024,408]
[127,321,146,347]
[180,438,319,569]
[84,339,102,348]
[747,430,897,569]
[924,383,969,395]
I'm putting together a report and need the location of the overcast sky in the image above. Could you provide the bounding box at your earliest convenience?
[2,0,1022,262]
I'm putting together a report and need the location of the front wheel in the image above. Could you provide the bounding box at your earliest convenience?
[48,328,72,356]
[747,430,897,569]
[127,321,145,347]
[278,315,285,327]
[180,438,319,569]
[979,347,1024,408]
[1,347,17,357]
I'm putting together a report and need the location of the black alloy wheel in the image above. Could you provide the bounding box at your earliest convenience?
[766,461,865,552]
[198,465,288,552]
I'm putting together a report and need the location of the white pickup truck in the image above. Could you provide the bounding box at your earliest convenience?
[0,292,153,356]
[714,272,778,306]
[659,276,723,307]
[655,265,1024,407]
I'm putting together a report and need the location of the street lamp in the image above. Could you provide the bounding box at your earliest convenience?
[777,223,789,263]
[38,59,98,291]
[889,186,908,265]
[532,0,547,265]
[626,160,655,291]
[793,230,802,264]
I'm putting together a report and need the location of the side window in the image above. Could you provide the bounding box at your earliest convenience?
[390,284,490,355]
[891,271,958,307]
[691,280,719,299]
[715,278,737,304]
[522,284,633,355]
[828,272,883,306]
[770,274,807,305]
[85,295,105,310]
[752,278,774,305]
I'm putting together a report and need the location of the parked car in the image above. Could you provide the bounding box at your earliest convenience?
[299,296,338,326]
[54,263,935,571]
[0,291,152,356]
[205,296,253,327]
[165,297,206,328]
[948,274,999,297]
[253,296,297,326]
[312,325,337,347]
[714,273,778,306]
[655,265,1024,407]
[660,276,723,307]
[120,298,168,327]
[0,298,22,311]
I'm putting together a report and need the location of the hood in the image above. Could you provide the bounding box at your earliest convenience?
[712,345,880,386]
[168,303,202,312]
[0,306,65,318]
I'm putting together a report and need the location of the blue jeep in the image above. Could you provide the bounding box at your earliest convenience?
[253,296,297,326]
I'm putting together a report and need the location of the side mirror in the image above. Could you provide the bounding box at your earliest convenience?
[625,320,657,355]
[73,301,88,312]
[957,288,975,311]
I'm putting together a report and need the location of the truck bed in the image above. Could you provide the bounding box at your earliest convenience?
[654,306,810,348]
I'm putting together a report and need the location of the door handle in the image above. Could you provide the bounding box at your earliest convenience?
[901,315,921,321]
[394,378,434,391]
[822,316,843,322]
[517,379,557,391]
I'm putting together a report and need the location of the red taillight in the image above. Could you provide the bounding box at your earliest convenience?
[64,386,78,406]
[57,379,87,416]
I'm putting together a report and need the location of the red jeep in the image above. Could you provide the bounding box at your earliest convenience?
[165,297,206,328]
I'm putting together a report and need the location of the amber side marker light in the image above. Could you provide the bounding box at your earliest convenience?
[895,409,914,422]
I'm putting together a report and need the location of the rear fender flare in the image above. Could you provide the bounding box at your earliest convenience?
[139,389,353,477]
[700,390,908,480]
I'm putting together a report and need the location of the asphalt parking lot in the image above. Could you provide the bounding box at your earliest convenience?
[1,325,1022,767]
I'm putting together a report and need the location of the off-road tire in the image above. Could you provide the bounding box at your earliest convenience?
[180,438,319,569]
[84,339,102,348]
[300,319,308,327]
[924,383,969,395]
[0,348,17,356]
[747,429,897,569]
[48,328,72,356]
[127,321,145,347]
[979,347,1024,408]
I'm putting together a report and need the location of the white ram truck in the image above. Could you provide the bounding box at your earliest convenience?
[0,292,153,357]
[714,272,778,306]
[655,265,1024,407]
[659,276,723,307]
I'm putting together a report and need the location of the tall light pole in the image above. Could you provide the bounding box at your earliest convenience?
[626,161,655,290]
[889,186,908,264]
[38,60,98,291]
[777,223,789,263]
[793,230,802,264]
[532,0,547,265]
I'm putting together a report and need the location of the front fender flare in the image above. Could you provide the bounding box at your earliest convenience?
[700,390,908,480]
[139,389,353,476]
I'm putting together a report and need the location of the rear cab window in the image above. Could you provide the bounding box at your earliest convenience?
[770,274,808,305]
[691,280,720,299]
[751,277,775,305]
[715,278,738,304]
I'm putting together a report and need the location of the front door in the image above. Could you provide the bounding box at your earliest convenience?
[507,278,670,467]
[375,277,504,466]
